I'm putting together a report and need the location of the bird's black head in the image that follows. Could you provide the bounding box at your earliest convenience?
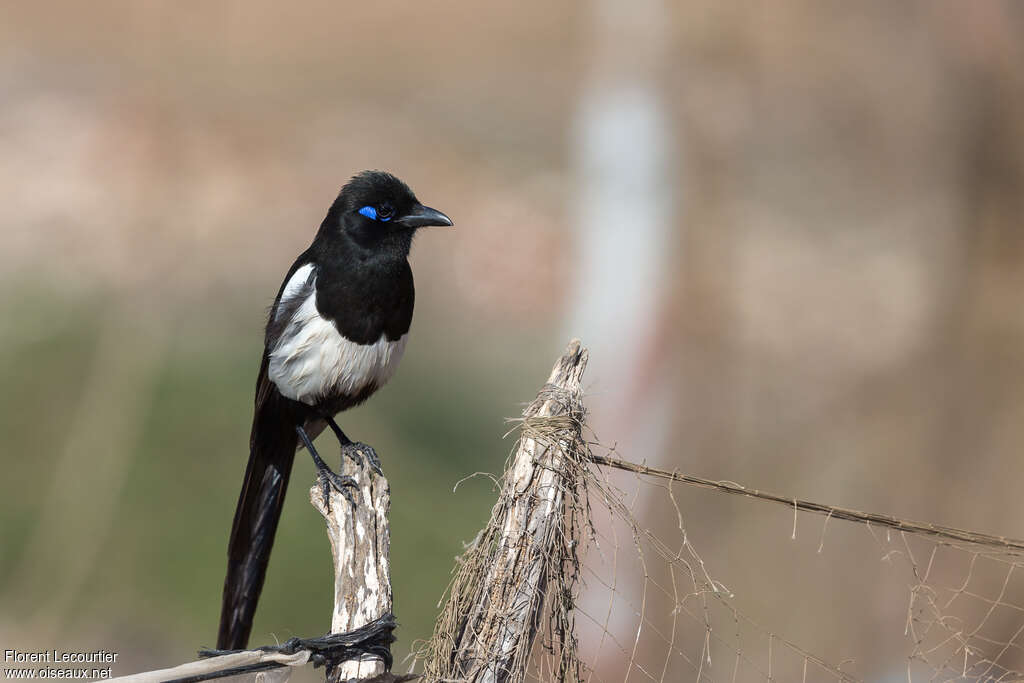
[321,170,452,258]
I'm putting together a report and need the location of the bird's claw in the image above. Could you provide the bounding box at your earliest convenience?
[341,442,384,476]
[317,466,357,510]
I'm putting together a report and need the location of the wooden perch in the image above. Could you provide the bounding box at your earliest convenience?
[423,339,589,683]
[310,448,393,683]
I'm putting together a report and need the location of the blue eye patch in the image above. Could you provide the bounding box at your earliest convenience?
[358,205,392,222]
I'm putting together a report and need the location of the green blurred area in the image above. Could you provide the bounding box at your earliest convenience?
[0,288,549,664]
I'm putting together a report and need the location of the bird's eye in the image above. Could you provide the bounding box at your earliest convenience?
[357,204,394,222]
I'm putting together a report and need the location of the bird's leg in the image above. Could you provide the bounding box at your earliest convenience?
[326,417,384,476]
[296,425,356,509]
[325,418,353,446]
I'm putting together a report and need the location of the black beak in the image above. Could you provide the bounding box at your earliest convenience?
[394,204,453,228]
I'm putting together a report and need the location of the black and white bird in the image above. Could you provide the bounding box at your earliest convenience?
[217,171,452,650]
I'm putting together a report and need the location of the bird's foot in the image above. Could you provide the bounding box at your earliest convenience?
[296,424,358,510]
[341,441,384,476]
[316,464,358,510]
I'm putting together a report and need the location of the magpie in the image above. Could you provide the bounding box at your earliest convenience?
[217,171,452,651]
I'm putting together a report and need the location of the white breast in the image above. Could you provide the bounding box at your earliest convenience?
[267,268,408,405]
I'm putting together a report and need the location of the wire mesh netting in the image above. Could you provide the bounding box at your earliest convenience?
[576,443,1024,683]
[416,394,1024,683]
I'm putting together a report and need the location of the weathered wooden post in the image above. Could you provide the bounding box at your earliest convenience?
[422,339,589,683]
[310,449,392,683]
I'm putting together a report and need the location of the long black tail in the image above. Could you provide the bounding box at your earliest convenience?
[218,361,298,650]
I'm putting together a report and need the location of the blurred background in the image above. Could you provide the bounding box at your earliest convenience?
[2,1,1023,680]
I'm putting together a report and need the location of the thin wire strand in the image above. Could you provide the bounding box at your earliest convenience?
[588,453,1024,553]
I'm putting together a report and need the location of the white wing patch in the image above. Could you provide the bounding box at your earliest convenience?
[268,270,408,405]
[277,263,315,317]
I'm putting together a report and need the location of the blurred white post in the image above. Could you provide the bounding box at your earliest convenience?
[568,0,679,672]
[568,0,678,451]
